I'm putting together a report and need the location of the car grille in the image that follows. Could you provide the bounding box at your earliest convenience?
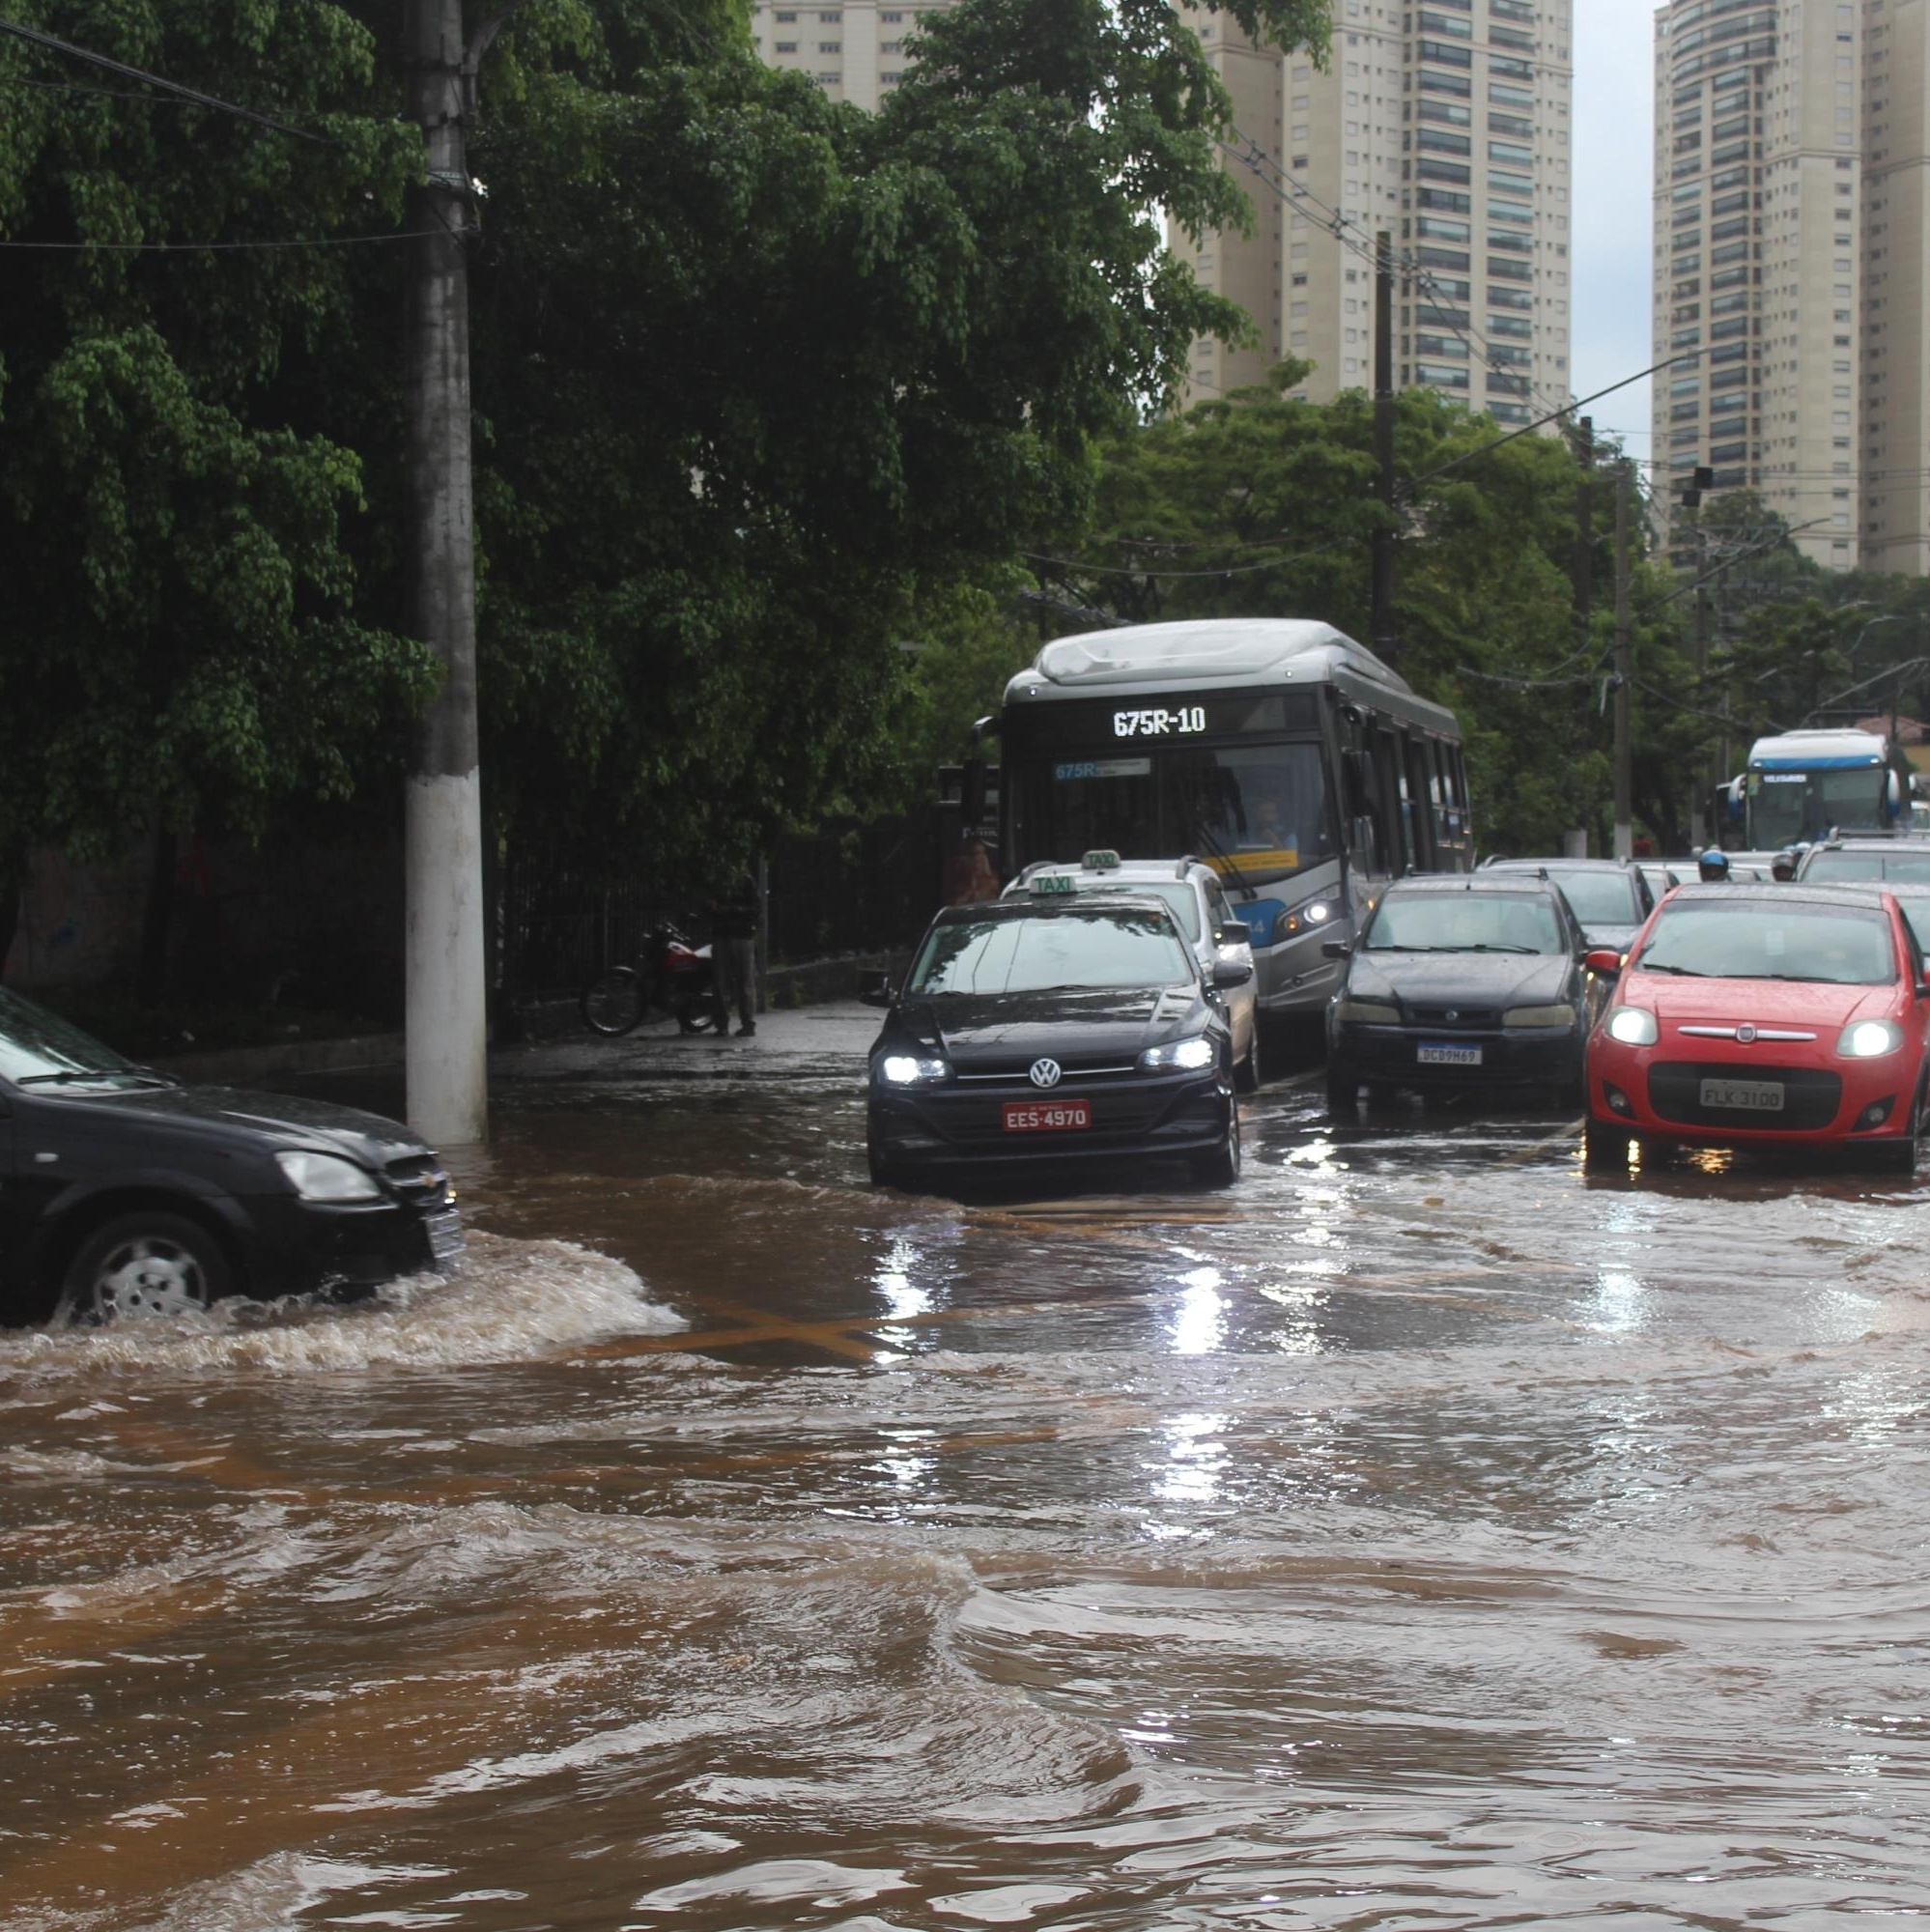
[1405,1007,1500,1031]
[386,1155,464,1269]
[1647,1061,1843,1131]
[952,1058,1140,1084]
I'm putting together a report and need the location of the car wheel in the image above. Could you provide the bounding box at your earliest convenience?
[59,1213,233,1324]
[1582,1118,1638,1169]
[866,1139,904,1189]
[1868,1070,1926,1177]
[1235,1023,1262,1094]
[1324,1057,1358,1113]
[1191,1105,1242,1188]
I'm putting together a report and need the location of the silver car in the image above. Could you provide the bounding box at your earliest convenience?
[1004,853,1263,1090]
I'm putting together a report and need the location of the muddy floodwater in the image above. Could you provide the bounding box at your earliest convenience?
[5,1008,1930,1930]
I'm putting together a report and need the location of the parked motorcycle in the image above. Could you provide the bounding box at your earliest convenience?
[581,922,720,1036]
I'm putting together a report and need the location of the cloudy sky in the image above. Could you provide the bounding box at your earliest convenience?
[1571,0,1662,462]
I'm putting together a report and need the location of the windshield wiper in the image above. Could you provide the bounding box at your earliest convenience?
[1636,962,1709,977]
[1464,943,1543,954]
[15,1067,171,1088]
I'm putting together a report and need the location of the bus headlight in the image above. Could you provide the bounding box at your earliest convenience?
[1838,1019,1903,1059]
[1502,1003,1575,1029]
[1282,891,1342,938]
[1334,998,1400,1025]
[1604,1007,1659,1046]
[877,1054,949,1086]
[1140,1036,1218,1072]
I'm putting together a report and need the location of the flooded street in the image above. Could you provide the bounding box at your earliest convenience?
[5,1006,1930,1929]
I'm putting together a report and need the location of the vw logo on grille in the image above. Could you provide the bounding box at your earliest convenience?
[1029,1058,1063,1089]
[1736,1023,1757,1044]
[1444,1009,1460,1021]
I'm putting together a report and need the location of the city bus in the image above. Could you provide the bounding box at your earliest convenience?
[994,617,1473,1017]
[1717,727,1917,850]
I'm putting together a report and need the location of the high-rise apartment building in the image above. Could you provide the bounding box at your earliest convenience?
[1652,0,1930,576]
[750,1,950,111]
[1174,3,1575,425]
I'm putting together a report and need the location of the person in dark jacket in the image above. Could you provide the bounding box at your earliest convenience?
[711,875,759,1037]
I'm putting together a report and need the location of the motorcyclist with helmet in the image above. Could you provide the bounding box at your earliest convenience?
[1696,848,1731,884]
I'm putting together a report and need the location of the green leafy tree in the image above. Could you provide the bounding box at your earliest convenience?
[0,2,436,981]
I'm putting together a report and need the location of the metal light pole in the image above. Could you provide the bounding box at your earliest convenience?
[1612,460,1633,862]
[1370,230,1398,667]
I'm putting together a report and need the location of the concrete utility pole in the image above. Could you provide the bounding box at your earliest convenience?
[402,0,515,1148]
[1370,231,1398,667]
[1571,415,1594,623]
[1612,460,1634,862]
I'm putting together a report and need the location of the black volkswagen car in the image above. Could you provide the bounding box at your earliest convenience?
[1482,856,1656,953]
[1324,874,1603,1109]
[0,988,461,1324]
[865,896,1249,1189]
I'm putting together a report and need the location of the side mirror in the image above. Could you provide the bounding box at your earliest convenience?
[1584,948,1624,976]
[1321,937,1351,960]
[1218,921,1253,947]
[1211,957,1253,989]
[1916,982,1930,1001]
[859,972,894,1009]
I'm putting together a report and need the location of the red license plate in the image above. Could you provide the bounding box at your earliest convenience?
[1002,1098,1093,1133]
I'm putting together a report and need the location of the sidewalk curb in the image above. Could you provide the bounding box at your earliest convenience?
[152,1032,407,1085]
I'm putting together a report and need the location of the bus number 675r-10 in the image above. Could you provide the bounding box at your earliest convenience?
[1114,706,1206,738]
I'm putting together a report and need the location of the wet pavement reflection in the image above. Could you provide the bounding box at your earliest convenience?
[4,1005,1929,1928]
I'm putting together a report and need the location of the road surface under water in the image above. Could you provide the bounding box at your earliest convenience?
[3,1007,1928,1930]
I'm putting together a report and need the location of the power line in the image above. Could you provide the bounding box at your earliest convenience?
[0,16,335,146]
[1019,530,1358,583]
[0,230,440,251]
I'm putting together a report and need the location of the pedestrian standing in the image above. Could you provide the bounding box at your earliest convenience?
[711,873,759,1037]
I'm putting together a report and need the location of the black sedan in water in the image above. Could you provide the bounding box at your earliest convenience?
[0,988,462,1324]
[1324,874,1603,1109]
[865,895,1249,1189]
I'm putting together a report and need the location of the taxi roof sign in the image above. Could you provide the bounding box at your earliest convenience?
[1082,849,1122,871]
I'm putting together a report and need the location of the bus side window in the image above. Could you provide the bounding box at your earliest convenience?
[1403,734,1434,872]
[1376,728,1408,875]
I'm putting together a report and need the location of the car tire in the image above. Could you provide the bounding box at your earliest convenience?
[1191,1105,1242,1188]
[1324,1058,1358,1113]
[582,967,646,1036]
[1868,1070,1925,1177]
[866,1140,905,1189]
[1582,1118,1637,1169]
[1235,1024,1262,1094]
[59,1212,233,1324]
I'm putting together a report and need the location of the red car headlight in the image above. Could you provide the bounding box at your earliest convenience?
[1604,1006,1658,1046]
[1838,1019,1905,1060]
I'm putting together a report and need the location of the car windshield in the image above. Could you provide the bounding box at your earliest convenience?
[1364,893,1564,954]
[1802,849,1930,884]
[1024,876,1202,941]
[0,988,146,1086]
[908,908,1194,995]
[1541,869,1641,924]
[1634,901,1896,985]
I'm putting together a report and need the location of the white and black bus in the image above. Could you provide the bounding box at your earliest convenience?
[995,618,1473,1016]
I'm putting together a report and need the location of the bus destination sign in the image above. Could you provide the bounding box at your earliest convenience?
[1114,705,1207,738]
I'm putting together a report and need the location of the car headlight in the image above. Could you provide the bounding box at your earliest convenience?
[877,1054,949,1086]
[1139,1036,1218,1071]
[1503,1003,1576,1029]
[1838,1019,1904,1059]
[1282,892,1342,938]
[1604,1006,1659,1046]
[275,1151,382,1202]
[1334,998,1401,1024]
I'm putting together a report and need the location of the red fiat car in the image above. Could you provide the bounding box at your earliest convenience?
[1583,882,1930,1172]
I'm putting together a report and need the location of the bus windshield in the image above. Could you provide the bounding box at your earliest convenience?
[1018,742,1335,888]
[1749,768,1887,847]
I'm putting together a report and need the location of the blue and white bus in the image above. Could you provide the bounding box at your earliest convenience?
[997,618,1472,1016]
[1719,727,1917,850]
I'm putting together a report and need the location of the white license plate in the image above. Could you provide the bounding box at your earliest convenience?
[1417,1042,1483,1066]
[426,1208,466,1269]
[1700,1078,1784,1113]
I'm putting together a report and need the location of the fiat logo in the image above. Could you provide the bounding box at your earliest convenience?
[1029,1058,1063,1089]
[1736,1023,1757,1044]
